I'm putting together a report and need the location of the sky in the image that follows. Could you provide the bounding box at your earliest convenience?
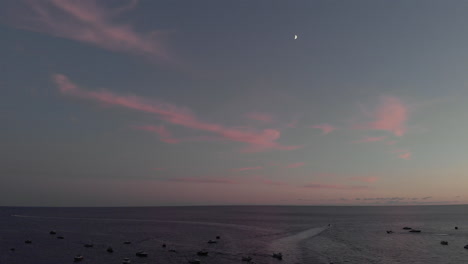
[1,0,467,206]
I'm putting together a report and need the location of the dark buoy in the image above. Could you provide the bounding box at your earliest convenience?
[455,226,459,230]
[272,252,283,260]
[162,243,167,248]
[216,235,220,239]
[464,244,468,249]
[241,256,252,262]
[136,251,148,257]
[107,247,114,253]
[123,241,131,244]
[441,241,448,245]
[197,250,208,256]
[84,243,93,248]
[25,240,32,244]
[10,248,15,251]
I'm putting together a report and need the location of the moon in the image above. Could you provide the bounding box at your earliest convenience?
[294,34,298,40]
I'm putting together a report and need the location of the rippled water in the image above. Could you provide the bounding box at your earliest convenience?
[1,205,467,264]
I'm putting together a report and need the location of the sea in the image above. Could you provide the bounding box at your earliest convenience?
[1,205,468,264]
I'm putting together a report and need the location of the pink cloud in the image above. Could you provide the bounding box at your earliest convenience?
[284,162,305,169]
[134,125,180,144]
[303,183,369,190]
[398,152,411,160]
[246,112,274,123]
[353,96,408,136]
[348,176,379,183]
[167,177,239,184]
[352,136,386,143]
[232,166,263,172]
[12,0,170,61]
[53,74,300,152]
[311,124,336,135]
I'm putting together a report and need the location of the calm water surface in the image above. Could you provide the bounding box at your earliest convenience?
[1,205,467,264]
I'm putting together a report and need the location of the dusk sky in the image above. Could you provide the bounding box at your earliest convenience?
[1,0,467,206]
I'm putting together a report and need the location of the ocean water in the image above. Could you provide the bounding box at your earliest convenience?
[1,205,468,264]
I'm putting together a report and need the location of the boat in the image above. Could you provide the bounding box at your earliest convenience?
[122,258,131,264]
[135,251,148,257]
[440,241,448,245]
[272,252,283,260]
[107,247,114,253]
[162,243,167,248]
[241,256,253,262]
[207,240,217,244]
[188,259,201,264]
[455,226,459,230]
[197,250,209,256]
[464,245,468,249]
[123,241,132,244]
[74,255,84,262]
[10,248,15,251]
[386,230,393,234]
[49,230,57,235]
[25,240,32,244]
[216,236,220,239]
[57,236,64,239]
[84,243,94,248]
[402,227,412,230]
[409,229,421,233]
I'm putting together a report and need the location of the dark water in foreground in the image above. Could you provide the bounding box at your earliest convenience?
[1,205,468,264]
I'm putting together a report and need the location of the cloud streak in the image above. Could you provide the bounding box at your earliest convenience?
[303,183,369,190]
[53,74,300,152]
[11,0,170,61]
[311,124,336,135]
[353,96,408,136]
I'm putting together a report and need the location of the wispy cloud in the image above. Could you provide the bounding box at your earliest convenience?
[10,0,170,61]
[135,125,180,144]
[232,166,263,172]
[352,136,387,143]
[353,96,408,136]
[311,124,336,135]
[348,176,378,183]
[53,74,300,152]
[398,151,411,160]
[246,112,274,123]
[284,162,305,169]
[303,183,369,190]
[166,177,239,184]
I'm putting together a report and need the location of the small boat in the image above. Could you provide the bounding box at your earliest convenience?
[107,247,114,253]
[188,259,201,264]
[409,229,421,233]
[57,236,64,239]
[386,230,393,234]
[135,251,148,257]
[455,226,459,230]
[440,241,448,245]
[74,255,84,262]
[122,258,131,264]
[464,245,468,249]
[241,256,253,262]
[49,230,57,235]
[197,250,209,256]
[123,241,132,244]
[402,227,412,230]
[272,252,283,260]
[216,236,220,239]
[10,248,15,251]
[162,243,167,248]
[24,240,32,244]
[84,243,94,248]
[207,240,217,244]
